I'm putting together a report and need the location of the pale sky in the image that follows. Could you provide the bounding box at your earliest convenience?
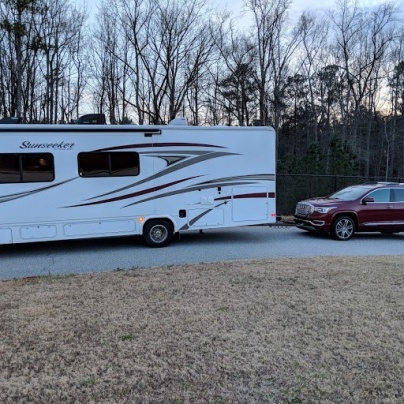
[83,0,404,17]
[215,0,403,19]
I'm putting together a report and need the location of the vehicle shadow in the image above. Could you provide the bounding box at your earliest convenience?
[297,229,404,241]
[0,227,271,256]
[0,235,145,256]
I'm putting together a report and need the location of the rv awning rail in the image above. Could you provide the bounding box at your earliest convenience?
[0,126,162,135]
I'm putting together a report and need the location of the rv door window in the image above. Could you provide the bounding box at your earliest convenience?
[0,153,54,183]
[78,152,139,177]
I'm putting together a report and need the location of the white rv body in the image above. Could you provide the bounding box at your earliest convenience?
[0,122,276,246]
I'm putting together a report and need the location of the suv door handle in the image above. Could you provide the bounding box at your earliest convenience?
[386,205,394,209]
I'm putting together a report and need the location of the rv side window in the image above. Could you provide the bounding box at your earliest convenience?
[0,153,54,183]
[78,152,139,177]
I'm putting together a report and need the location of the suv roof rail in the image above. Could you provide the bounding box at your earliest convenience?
[378,181,399,185]
[362,181,398,185]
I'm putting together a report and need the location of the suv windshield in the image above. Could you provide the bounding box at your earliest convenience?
[329,186,370,201]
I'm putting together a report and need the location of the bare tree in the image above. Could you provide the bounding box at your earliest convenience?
[211,17,258,126]
[116,0,214,124]
[330,0,395,150]
[92,3,121,123]
[387,29,404,177]
[0,0,87,122]
[34,0,86,123]
[246,0,300,132]
[0,0,39,118]
[295,12,330,144]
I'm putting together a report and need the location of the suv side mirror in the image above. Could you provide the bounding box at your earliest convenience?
[362,196,375,204]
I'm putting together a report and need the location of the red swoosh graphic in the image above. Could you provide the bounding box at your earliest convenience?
[68,176,199,207]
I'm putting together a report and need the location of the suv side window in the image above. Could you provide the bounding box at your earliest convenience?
[392,188,404,202]
[366,188,391,202]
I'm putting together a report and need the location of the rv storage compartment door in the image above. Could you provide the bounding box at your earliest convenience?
[20,225,57,240]
[64,220,136,237]
[0,228,12,244]
[188,208,224,227]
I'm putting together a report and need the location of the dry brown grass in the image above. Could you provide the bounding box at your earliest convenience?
[1,256,404,403]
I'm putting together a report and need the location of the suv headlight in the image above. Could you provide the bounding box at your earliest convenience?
[314,206,336,214]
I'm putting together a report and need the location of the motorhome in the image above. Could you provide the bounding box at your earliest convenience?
[0,118,276,247]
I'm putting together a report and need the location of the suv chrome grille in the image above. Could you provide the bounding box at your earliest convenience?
[295,202,312,216]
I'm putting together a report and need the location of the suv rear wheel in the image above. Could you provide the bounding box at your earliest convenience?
[331,216,355,241]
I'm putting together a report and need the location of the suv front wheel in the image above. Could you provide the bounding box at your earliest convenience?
[331,216,355,241]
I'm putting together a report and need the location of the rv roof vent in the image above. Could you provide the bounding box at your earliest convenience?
[168,117,188,126]
[76,114,106,125]
[0,116,22,124]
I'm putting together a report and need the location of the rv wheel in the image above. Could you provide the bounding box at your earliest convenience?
[143,219,173,248]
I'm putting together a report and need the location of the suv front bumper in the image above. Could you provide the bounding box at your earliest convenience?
[294,216,330,232]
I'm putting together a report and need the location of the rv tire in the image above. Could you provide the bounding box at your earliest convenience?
[143,219,173,248]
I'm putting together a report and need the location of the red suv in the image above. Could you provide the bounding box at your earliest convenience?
[294,182,404,240]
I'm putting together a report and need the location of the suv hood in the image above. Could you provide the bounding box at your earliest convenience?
[303,198,343,206]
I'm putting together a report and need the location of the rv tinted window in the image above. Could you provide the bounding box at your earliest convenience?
[0,154,20,182]
[78,152,139,177]
[78,153,109,177]
[0,153,54,183]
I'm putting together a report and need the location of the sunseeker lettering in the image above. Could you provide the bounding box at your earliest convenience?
[19,141,75,150]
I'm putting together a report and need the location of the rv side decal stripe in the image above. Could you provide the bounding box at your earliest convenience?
[66,177,200,207]
[197,174,276,185]
[215,192,276,201]
[122,182,257,208]
[94,142,226,152]
[123,177,275,208]
[84,180,250,208]
[0,178,76,203]
[88,151,238,200]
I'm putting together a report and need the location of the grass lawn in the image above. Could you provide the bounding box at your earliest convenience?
[1,256,404,403]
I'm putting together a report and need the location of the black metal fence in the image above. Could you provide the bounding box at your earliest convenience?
[277,174,403,215]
